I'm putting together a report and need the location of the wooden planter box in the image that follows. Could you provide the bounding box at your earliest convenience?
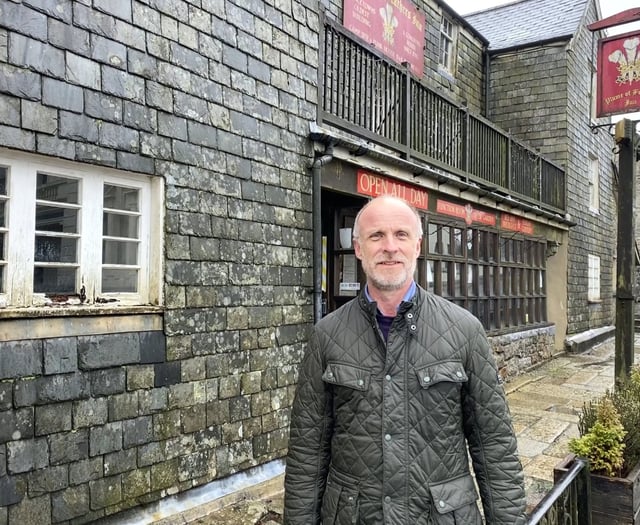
[555,454,640,524]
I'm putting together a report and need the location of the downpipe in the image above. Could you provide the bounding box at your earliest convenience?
[310,143,334,324]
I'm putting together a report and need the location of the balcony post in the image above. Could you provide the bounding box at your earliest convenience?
[401,63,411,160]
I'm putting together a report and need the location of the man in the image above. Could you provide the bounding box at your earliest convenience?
[284,195,526,524]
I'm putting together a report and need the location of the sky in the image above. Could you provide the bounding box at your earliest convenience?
[445,0,637,22]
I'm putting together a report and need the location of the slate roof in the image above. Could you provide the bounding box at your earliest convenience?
[463,0,589,51]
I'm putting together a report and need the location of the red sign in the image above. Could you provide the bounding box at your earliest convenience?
[436,200,496,226]
[344,0,426,77]
[596,29,640,117]
[501,214,534,235]
[357,170,428,209]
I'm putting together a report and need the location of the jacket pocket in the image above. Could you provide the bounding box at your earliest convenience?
[322,362,370,391]
[415,360,467,389]
[321,469,359,525]
[429,474,481,525]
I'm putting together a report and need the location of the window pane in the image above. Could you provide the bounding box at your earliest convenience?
[0,167,6,194]
[442,226,451,255]
[441,262,449,296]
[467,229,475,258]
[103,240,138,265]
[104,185,139,212]
[102,268,138,292]
[454,262,462,295]
[428,223,438,254]
[427,260,435,292]
[478,266,485,296]
[503,267,511,295]
[0,201,5,228]
[487,266,494,295]
[453,228,463,256]
[36,173,78,203]
[103,213,139,238]
[0,265,3,293]
[36,205,78,233]
[33,267,76,293]
[34,236,77,262]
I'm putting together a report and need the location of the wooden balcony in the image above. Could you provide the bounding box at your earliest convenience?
[318,18,566,214]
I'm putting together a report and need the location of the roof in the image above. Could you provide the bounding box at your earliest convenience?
[463,0,589,51]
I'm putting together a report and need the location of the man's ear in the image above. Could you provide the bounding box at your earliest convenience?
[354,239,363,260]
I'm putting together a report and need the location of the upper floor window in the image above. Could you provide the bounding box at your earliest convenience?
[439,15,457,75]
[588,156,600,212]
[0,150,163,309]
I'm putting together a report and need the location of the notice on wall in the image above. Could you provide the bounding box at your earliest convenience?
[340,254,360,296]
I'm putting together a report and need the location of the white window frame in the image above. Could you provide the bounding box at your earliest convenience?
[0,149,163,309]
[439,15,457,75]
[588,254,600,302]
[588,155,600,212]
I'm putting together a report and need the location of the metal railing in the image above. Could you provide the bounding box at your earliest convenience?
[526,457,591,524]
[319,18,567,214]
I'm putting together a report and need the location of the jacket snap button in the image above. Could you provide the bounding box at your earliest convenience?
[423,376,430,383]
[327,372,333,378]
[407,313,413,319]
[385,374,391,381]
[357,379,364,386]
[384,496,391,503]
[456,371,463,378]
[410,324,417,331]
[439,501,445,508]
[348,496,353,501]
[384,434,391,441]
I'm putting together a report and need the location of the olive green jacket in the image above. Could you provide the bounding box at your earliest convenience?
[284,286,526,524]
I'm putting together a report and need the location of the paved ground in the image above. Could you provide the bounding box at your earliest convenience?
[152,336,637,524]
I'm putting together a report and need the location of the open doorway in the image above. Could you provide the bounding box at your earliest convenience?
[321,189,368,314]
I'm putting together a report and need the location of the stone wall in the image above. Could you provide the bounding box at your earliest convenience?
[491,326,556,380]
[486,0,616,338]
[0,0,315,523]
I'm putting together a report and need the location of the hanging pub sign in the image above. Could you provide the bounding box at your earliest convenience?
[595,29,640,117]
[343,0,426,77]
[588,9,640,117]
[357,169,428,209]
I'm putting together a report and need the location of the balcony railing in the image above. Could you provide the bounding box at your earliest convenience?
[318,18,566,214]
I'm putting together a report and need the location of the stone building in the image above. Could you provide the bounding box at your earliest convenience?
[0,0,614,523]
[466,0,617,351]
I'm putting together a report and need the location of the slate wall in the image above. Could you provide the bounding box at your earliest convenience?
[0,0,315,522]
[485,0,616,337]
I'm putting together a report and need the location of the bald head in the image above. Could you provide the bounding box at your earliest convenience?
[353,196,423,242]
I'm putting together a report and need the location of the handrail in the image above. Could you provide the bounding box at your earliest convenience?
[526,457,591,524]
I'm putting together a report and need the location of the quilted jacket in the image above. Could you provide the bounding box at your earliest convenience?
[284,286,526,524]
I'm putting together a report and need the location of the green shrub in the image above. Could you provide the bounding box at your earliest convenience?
[573,365,640,476]
[569,397,626,476]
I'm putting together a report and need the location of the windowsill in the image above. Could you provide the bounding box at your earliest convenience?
[0,304,163,320]
[437,65,456,84]
[588,299,603,304]
[0,305,164,342]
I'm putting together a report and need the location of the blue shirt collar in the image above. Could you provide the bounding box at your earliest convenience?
[364,281,417,311]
